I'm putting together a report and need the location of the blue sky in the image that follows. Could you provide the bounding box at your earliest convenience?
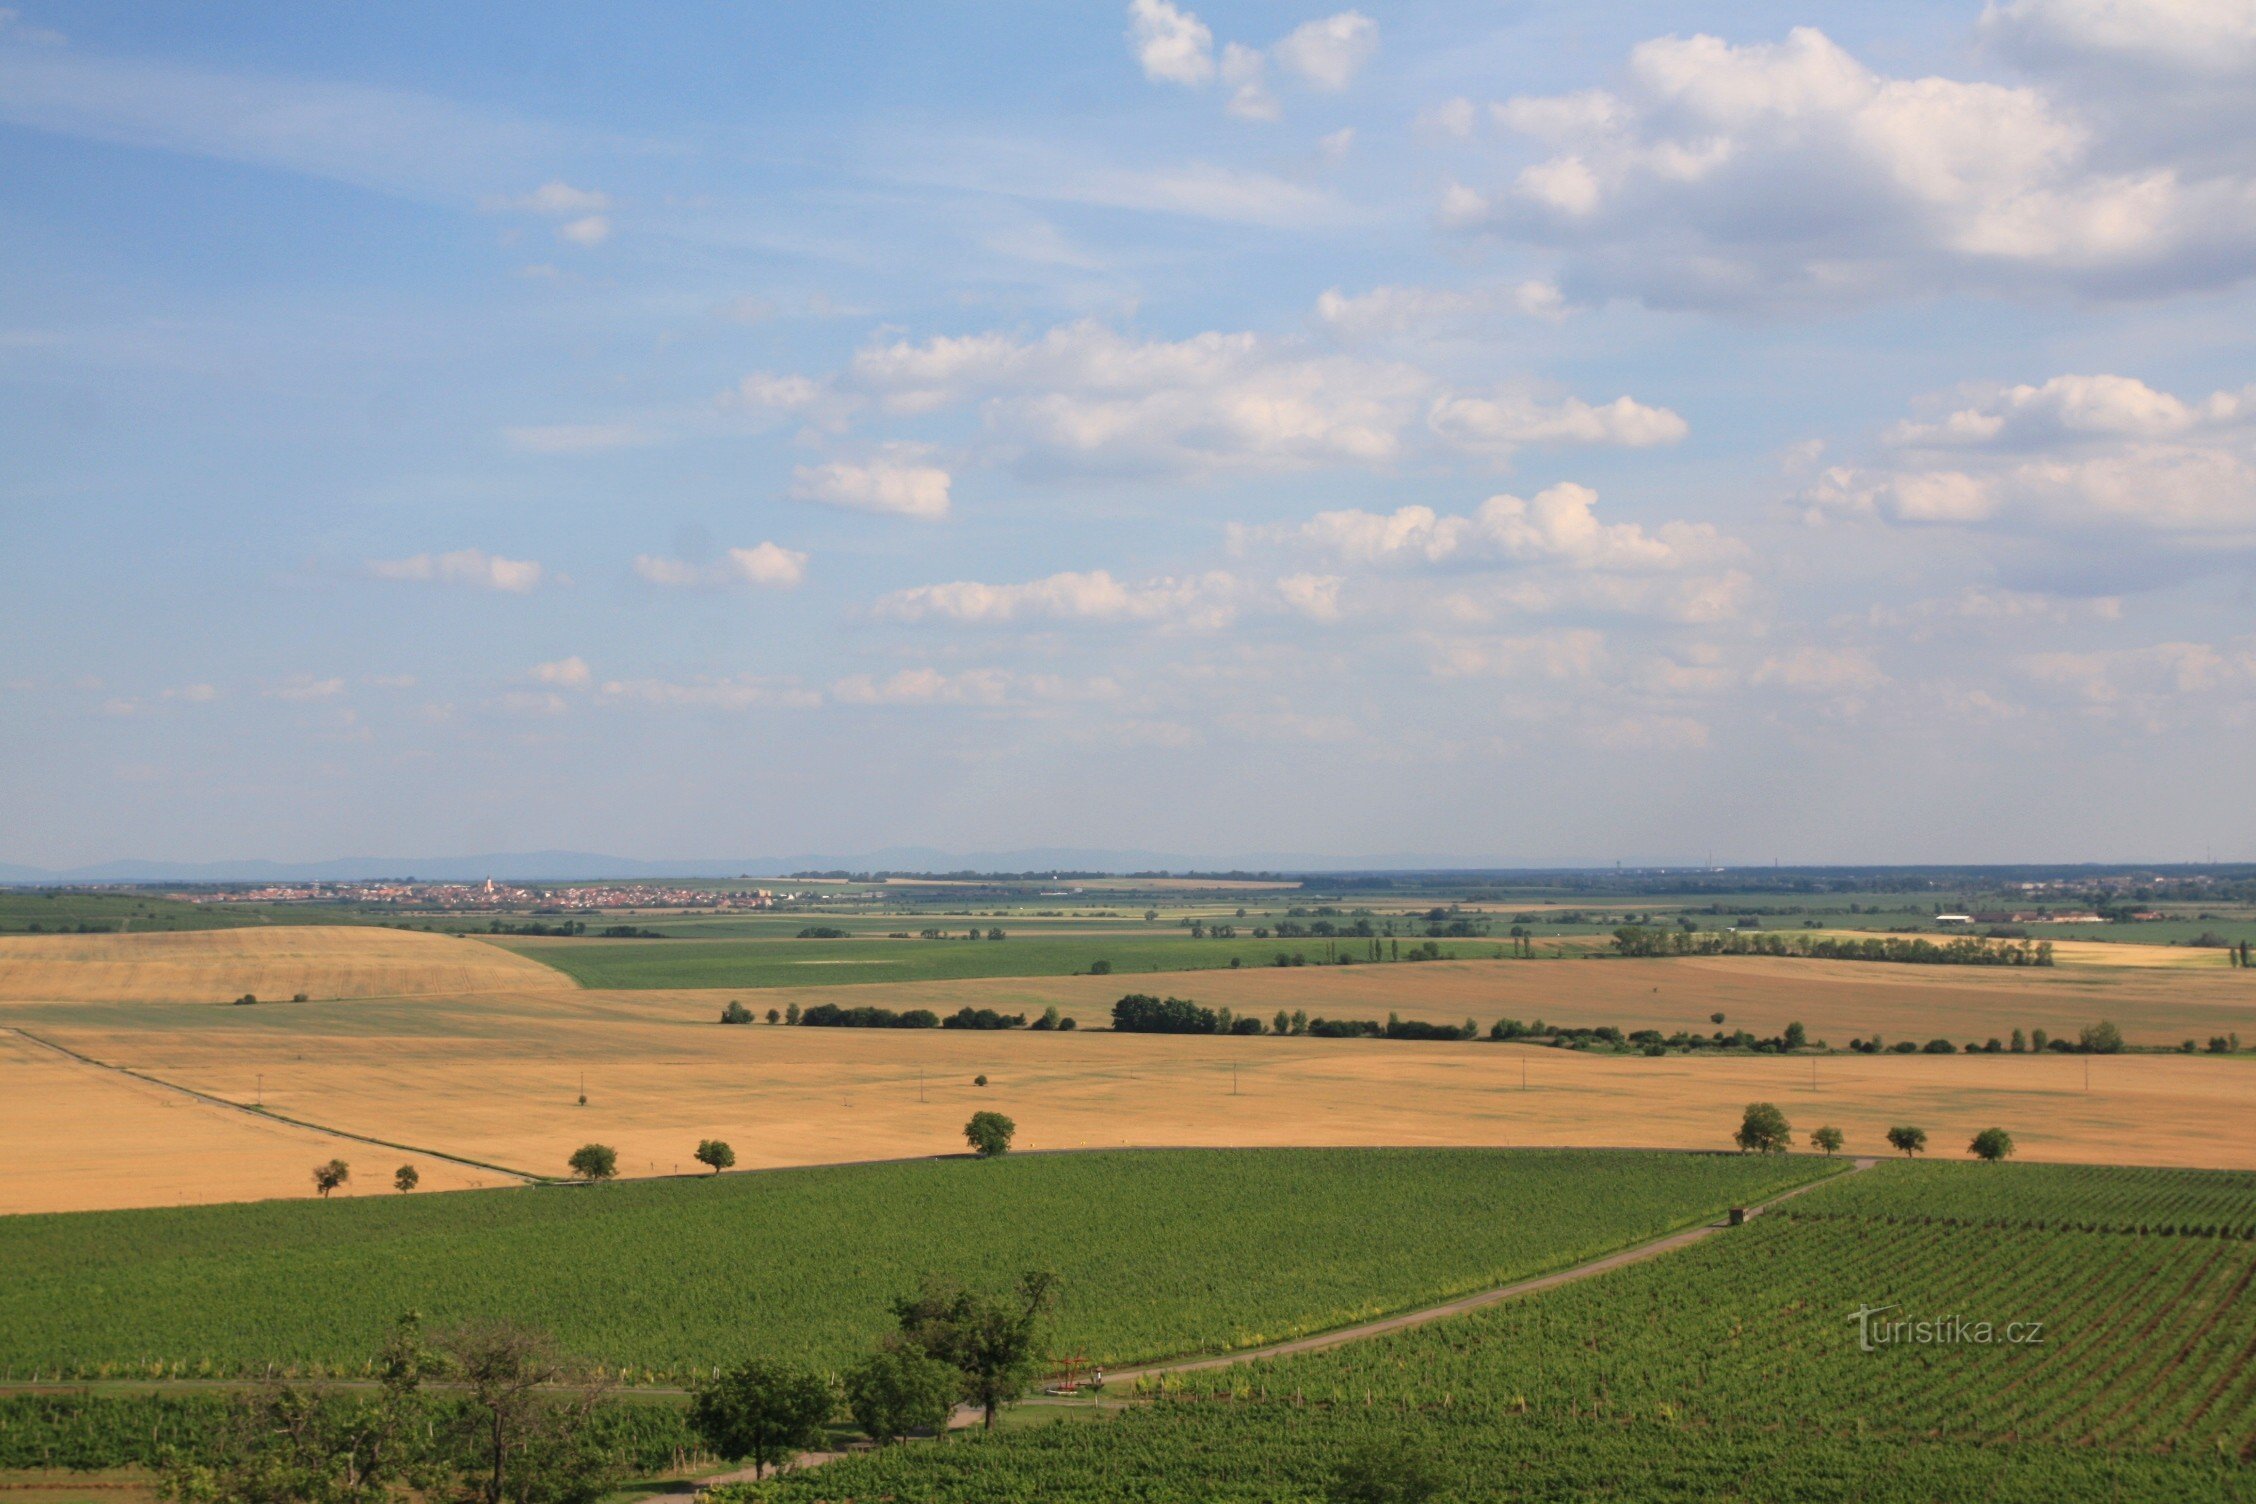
[3,0,2254,868]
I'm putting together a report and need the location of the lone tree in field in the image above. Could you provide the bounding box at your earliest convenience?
[568,1143,618,1183]
[964,1111,1016,1158]
[694,1139,736,1175]
[1810,1126,1845,1156]
[1886,1125,1928,1157]
[2079,1020,2125,1054]
[844,1348,961,1445]
[689,1360,837,1480]
[889,1270,1059,1429]
[394,1164,420,1193]
[1734,1101,1793,1154]
[1329,1435,1445,1504]
[312,1159,350,1197]
[1970,1127,2016,1162]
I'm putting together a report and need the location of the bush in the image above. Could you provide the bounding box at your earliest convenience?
[801,1003,939,1029]
[941,1006,1025,1031]
[796,926,850,939]
[1111,994,1218,1034]
[964,1111,1016,1158]
[720,1000,755,1025]
[568,1144,618,1183]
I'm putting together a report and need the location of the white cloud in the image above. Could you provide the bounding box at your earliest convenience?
[555,214,610,246]
[1429,389,1687,456]
[503,422,654,454]
[1808,373,2256,550]
[264,675,347,702]
[367,548,545,593]
[532,656,593,689]
[1272,11,1378,90]
[494,180,609,215]
[1983,0,2256,79]
[1249,483,1735,573]
[161,683,219,703]
[1754,646,1890,693]
[831,668,1119,707]
[1128,0,1214,85]
[1457,24,2256,305]
[597,676,821,711]
[1312,280,1565,340]
[1318,127,1355,163]
[1428,627,1608,680]
[1221,42,1277,121]
[876,569,1244,629]
[632,542,809,590]
[790,451,952,521]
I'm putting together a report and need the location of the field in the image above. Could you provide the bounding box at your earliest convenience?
[769,1160,2256,1502]
[491,932,1505,989]
[0,1149,1831,1382]
[0,926,573,1005]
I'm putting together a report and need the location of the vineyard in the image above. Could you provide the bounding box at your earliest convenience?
[1776,1158,2256,1236]
[774,1158,2256,1503]
[0,1149,1829,1383]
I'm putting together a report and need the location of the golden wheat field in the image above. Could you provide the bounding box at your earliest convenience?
[4,926,2252,1213]
[0,925,573,1005]
[0,1027,506,1213]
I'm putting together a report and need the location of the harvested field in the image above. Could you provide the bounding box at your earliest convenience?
[8,988,2250,1219]
[0,927,573,1006]
[0,1029,501,1214]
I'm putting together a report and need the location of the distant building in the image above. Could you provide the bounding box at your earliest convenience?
[1935,914,1974,925]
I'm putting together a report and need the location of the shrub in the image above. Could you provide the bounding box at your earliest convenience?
[965,1111,1016,1158]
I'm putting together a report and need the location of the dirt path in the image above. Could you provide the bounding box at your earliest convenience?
[661,1157,1877,1496]
[2,1026,538,1184]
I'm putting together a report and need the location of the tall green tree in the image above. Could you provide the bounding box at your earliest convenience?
[843,1349,961,1445]
[888,1271,1059,1429]
[689,1361,836,1481]
[1969,1127,2016,1162]
[963,1111,1016,1158]
[566,1145,617,1183]
[1733,1102,1792,1154]
[1886,1125,1927,1157]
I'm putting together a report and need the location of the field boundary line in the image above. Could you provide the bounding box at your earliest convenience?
[1105,1156,1877,1384]
[3,1027,543,1187]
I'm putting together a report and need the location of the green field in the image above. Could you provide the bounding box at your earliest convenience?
[492,933,1507,990]
[776,1160,2256,1503]
[0,891,333,935]
[0,1149,1830,1383]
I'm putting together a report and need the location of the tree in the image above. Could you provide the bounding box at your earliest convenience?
[440,1319,615,1504]
[1783,1020,1808,1050]
[393,1164,420,1193]
[1810,1125,1844,1156]
[2031,1028,2049,1051]
[843,1348,960,1445]
[689,1361,836,1480]
[1710,1012,1726,1026]
[695,1139,736,1175]
[889,1271,1058,1429]
[567,1144,617,1183]
[2079,1020,2124,1054]
[313,1159,350,1198]
[784,1002,801,1026]
[1886,1125,1928,1157]
[1329,1436,1444,1504]
[964,1111,1016,1158]
[159,1314,442,1504]
[1970,1127,2016,1162]
[1733,1101,1792,1154]
[720,1000,754,1025]
[2009,1027,2027,1053]
[765,1008,781,1025]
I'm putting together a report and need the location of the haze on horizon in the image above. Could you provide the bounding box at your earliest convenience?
[3,0,2254,870]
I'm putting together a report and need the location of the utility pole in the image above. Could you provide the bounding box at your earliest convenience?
[918,1066,926,1103]
[1230,1062,1239,1096]
[256,1073,263,1108]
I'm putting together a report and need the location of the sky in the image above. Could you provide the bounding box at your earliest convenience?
[2,0,2254,869]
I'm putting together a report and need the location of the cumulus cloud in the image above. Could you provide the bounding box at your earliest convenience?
[1807,373,2256,551]
[1428,627,1608,680]
[367,549,544,593]
[554,214,609,246]
[633,542,809,591]
[1754,646,1890,693]
[1451,24,2256,306]
[876,569,1244,629]
[1982,0,2256,80]
[494,180,610,215]
[1129,0,1214,85]
[1314,280,1566,340]
[596,676,821,711]
[1247,483,1736,574]
[2017,637,2256,729]
[832,319,1666,477]
[532,656,592,689]
[831,667,1119,707]
[1272,11,1378,89]
[790,451,951,521]
[264,675,346,702]
[1129,3,1376,117]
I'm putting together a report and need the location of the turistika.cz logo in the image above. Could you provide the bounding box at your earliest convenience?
[1848,1304,2046,1353]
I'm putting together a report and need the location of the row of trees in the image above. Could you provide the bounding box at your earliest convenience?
[1613,926,2054,967]
[718,1001,1032,1030]
[1734,1104,2014,1162]
[311,1160,419,1197]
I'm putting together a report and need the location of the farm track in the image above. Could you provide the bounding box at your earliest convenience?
[1,1027,540,1186]
[671,1157,1878,1495]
